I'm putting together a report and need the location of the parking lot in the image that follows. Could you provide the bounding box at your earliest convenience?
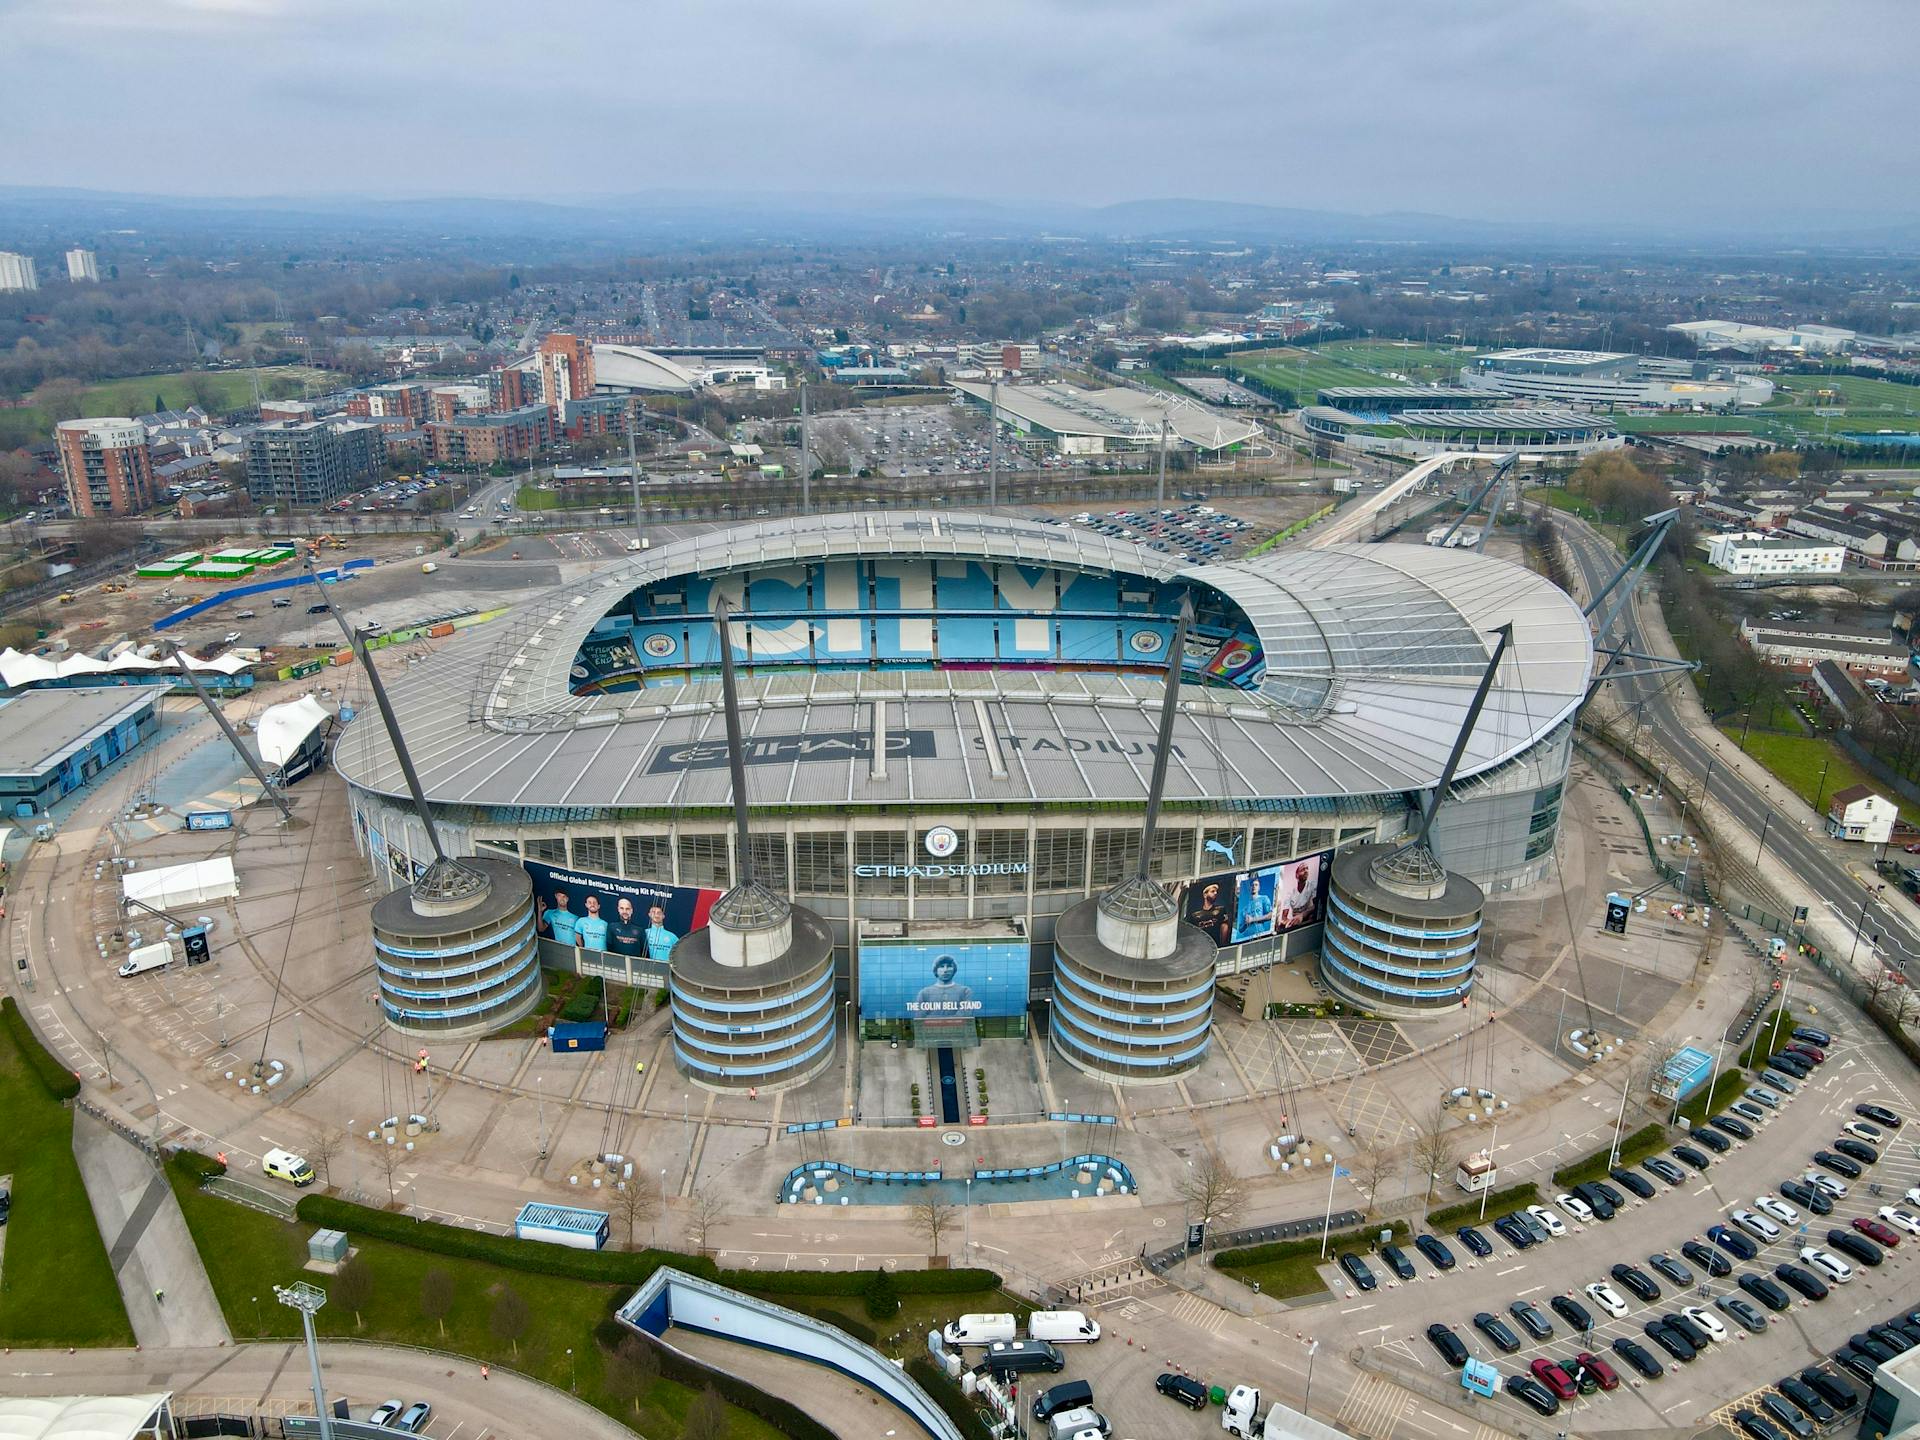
[1070,503,1264,564]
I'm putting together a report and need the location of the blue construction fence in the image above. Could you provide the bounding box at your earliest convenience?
[153,559,374,632]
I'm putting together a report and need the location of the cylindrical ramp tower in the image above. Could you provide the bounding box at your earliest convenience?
[371,855,544,1038]
[1320,843,1484,1018]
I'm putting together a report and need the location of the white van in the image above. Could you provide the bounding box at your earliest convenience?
[1027,1310,1101,1344]
[262,1148,316,1186]
[942,1312,1017,1347]
[118,940,173,978]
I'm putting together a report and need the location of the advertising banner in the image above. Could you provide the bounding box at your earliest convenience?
[522,857,720,964]
[858,937,1031,1021]
[1179,850,1329,948]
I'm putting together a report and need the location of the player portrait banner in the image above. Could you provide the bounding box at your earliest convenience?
[858,938,1031,1021]
[1179,850,1330,948]
[522,858,720,967]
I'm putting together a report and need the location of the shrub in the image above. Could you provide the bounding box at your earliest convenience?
[1,996,80,1100]
[1214,1220,1406,1271]
[862,1269,901,1320]
[814,1307,877,1344]
[635,1330,838,1440]
[167,1150,228,1185]
[1552,1123,1668,1187]
[1425,1181,1540,1230]
[906,1356,996,1440]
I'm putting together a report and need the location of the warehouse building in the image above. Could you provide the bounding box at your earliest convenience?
[0,687,161,816]
[950,380,1261,457]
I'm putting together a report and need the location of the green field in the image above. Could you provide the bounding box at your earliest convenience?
[169,1161,779,1439]
[1723,728,1917,828]
[1193,347,1386,401]
[1313,339,1479,385]
[0,1015,135,1347]
[0,366,331,450]
[1771,372,1920,415]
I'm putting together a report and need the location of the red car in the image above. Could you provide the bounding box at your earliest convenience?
[1574,1351,1621,1392]
[1853,1217,1902,1248]
[1786,1044,1826,1065]
[1530,1358,1578,1400]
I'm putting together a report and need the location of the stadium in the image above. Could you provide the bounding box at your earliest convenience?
[334,512,1590,1038]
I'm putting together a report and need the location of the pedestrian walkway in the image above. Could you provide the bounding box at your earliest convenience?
[71,1110,230,1348]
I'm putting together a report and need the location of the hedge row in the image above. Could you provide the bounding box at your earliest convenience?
[1213,1219,1407,1271]
[1552,1122,1669,1188]
[1740,1009,1798,1070]
[291,1186,1001,1299]
[1425,1181,1540,1231]
[633,1327,837,1440]
[169,1150,228,1184]
[907,1356,997,1440]
[1,996,81,1100]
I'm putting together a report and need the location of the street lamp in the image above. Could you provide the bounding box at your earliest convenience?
[567,1346,576,1394]
[275,1282,334,1440]
[1303,1339,1321,1416]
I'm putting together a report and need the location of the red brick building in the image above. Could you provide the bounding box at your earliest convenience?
[427,404,552,466]
[346,383,431,421]
[538,333,595,418]
[55,417,155,517]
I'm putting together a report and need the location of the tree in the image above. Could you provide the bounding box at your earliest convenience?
[489,1283,529,1355]
[1413,1109,1456,1203]
[34,378,86,423]
[1352,1145,1393,1219]
[611,1177,660,1249]
[914,1198,957,1259]
[371,1139,404,1205]
[308,1127,345,1188]
[601,1334,659,1416]
[681,1385,727,1440]
[1175,1152,1243,1250]
[686,1186,724,1252]
[332,1254,373,1329]
[419,1267,454,1337]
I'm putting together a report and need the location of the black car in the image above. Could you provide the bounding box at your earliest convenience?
[1551,1294,1594,1332]
[1648,1251,1694,1287]
[1833,1348,1880,1385]
[1155,1373,1208,1411]
[1572,1182,1615,1219]
[1709,1223,1760,1260]
[1505,1374,1560,1417]
[1773,1263,1830,1301]
[1690,1126,1732,1154]
[1611,1167,1656,1200]
[1426,1323,1469,1366]
[1645,1156,1688,1186]
[1473,1311,1522,1353]
[1591,1180,1625,1209]
[1337,1252,1377,1291]
[1833,1138,1879,1165]
[1666,1311,1712,1350]
[1379,1244,1416,1280]
[1456,1226,1493,1258]
[1780,1178,1834,1215]
[1776,1377,1837,1425]
[1869,1324,1917,1356]
[0,1189,9,1226]
[1800,1366,1859,1412]
[306,602,331,614]
[1644,1317,1696,1363]
[1681,1239,1732,1277]
[1710,1114,1754,1141]
[1611,1263,1661,1303]
[1770,1053,1812,1078]
[1812,1150,1863,1179]
[1855,1102,1902,1129]
[1611,1336,1664,1379]
[1493,1215,1534,1249]
[1826,1229,1883,1267]
[1673,1144,1712,1171]
[1739,1272,1794,1312]
[1414,1234,1456,1271]
[1510,1300,1554,1340]
[1732,1407,1789,1440]
[1847,1333,1899,1365]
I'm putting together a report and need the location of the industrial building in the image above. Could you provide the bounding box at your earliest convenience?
[244,418,386,507]
[1667,319,1855,355]
[56,417,156,517]
[0,687,161,816]
[949,380,1261,456]
[1463,348,1775,409]
[335,512,1590,1040]
[1704,533,1846,577]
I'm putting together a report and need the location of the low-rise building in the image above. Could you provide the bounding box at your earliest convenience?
[1825,784,1896,844]
[1809,659,1870,715]
[1705,532,1845,577]
[1783,512,1888,559]
[0,687,161,816]
[1740,619,1911,677]
[427,403,552,466]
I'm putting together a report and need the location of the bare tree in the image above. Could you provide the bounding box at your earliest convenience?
[419,1267,454,1337]
[681,1385,727,1440]
[1175,1151,1244,1249]
[611,1177,660,1250]
[490,1284,529,1356]
[602,1334,659,1417]
[307,1127,346,1188]
[371,1140,404,1205]
[332,1254,373,1329]
[914,1198,958,1259]
[686,1186,725,1253]
[1352,1145,1393,1220]
[1413,1109,1456,1204]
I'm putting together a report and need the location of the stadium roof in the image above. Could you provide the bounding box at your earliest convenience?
[0,1395,171,1440]
[335,512,1590,814]
[951,381,1261,451]
[1393,408,1615,431]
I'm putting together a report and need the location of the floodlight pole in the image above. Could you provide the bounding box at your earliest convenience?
[165,641,294,824]
[1134,597,1193,884]
[987,377,1000,511]
[628,402,645,547]
[1157,414,1169,506]
[276,1281,334,1440]
[798,381,811,514]
[711,596,755,887]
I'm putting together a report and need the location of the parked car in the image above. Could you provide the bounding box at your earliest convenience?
[1812,1150,1863,1180]
[1572,1351,1620,1392]
[1648,1251,1693,1287]
[1780,1178,1834,1215]
[1773,1263,1830,1301]
[1550,1294,1594,1332]
[1527,1205,1568,1237]
[367,1403,404,1428]
[1878,1205,1920,1238]
[1798,1366,1859,1413]
[1756,1194,1800,1225]
[1556,1192,1594,1224]
[1682,1305,1729,1344]
[1794,1026,1833,1047]
[1643,1317,1696,1363]
[1154,1374,1207,1410]
[1855,1102,1901,1128]
[1833,1138,1880,1166]
[1426,1324,1469,1366]
[1456,1226,1493,1258]
[1690,1127,1731,1154]
[1710,1114,1754,1141]
[1510,1300,1554,1340]
[1585,1282,1630,1319]
[1732,1100,1769,1123]
[1645,1155,1688,1185]
[1776,1377,1838,1424]
[1673,1144,1712,1171]
[1758,1392,1814,1439]
[1337,1253,1377,1291]
[1505,1374,1560,1417]
[1681,1239,1732,1277]
[1611,1263,1660,1303]
[1799,1247,1854,1285]
[1731,1209,1782,1243]
[395,1404,432,1435]
[1610,1167,1656,1200]
[1851,1216,1902,1248]
[1379,1244,1416,1280]
[1842,1120,1885,1143]
[1473,1311,1522,1353]
[1717,1295,1769,1335]
[1739,1272,1794,1312]
[1610,1336,1664,1379]
[1708,1224,1759,1260]
[1825,1229,1884,1267]
[1731,1407,1789,1440]
[1493,1214,1534,1249]
[1529,1358,1577,1401]
[1413,1234,1456,1270]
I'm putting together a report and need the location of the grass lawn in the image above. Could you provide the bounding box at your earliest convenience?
[1220,1249,1344,1299]
[1740,1009,1799,1070]
[1314,339,1480,385]
[0,366,331,450]
[1723,728,1917,828]
[168,1166,779,1439]
[1771,372,1920,416]
[1192,347,1385,401]
[514,484,561,510]
[0,1025,134,1346]
[1529,485,1599,520]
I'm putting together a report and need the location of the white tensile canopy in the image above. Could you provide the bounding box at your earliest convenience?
[122,856,237,912]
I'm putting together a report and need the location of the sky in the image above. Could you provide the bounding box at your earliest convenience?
[1,0,1915,229]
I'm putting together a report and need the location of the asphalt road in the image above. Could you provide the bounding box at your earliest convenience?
[1558,514,1920,976]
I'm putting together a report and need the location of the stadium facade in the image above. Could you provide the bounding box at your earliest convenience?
[335,513,1590,1034]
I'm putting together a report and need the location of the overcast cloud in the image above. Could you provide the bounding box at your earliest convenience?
[0,0,1912,226]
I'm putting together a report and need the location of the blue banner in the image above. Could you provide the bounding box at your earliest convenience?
[858,938,1030,1021]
